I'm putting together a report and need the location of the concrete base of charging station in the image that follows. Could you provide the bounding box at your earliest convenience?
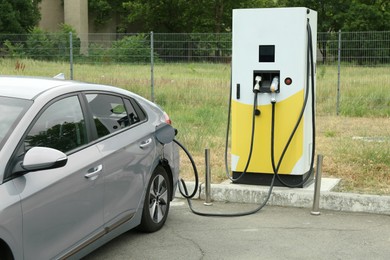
[175,178,390,215]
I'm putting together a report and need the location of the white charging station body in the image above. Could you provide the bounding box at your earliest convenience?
[231,8,317,186]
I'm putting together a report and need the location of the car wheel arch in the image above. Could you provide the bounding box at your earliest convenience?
[0,239,14,260]
[159,161,174,201]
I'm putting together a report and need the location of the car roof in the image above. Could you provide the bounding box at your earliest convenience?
[0,75,154,110]
[0,76,78,99]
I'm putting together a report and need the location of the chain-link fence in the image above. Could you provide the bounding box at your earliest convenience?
[317,31,390,116]
[1,31,389,116]
[318,31,390,65]
[3,31,389,64]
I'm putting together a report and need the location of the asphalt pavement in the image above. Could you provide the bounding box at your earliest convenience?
[84,178,390,259]
[84,199,390,259]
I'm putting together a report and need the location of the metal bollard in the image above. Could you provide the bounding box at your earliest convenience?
[204,148,213,206]
[311,154,323,215]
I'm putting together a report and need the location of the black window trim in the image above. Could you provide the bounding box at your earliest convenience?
[128,97,147,122]
[81,91,148,143]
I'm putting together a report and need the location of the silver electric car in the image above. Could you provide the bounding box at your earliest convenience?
[0,76,179,259]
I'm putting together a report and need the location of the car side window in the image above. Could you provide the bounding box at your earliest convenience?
[124,99,141,125]
[86,94,137,138]
[127,98,146,121]
[24,96,88,153]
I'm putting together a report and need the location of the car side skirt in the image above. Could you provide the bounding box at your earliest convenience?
[58,212,136,260]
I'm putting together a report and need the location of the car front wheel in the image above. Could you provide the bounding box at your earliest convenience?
[138,166,171,232]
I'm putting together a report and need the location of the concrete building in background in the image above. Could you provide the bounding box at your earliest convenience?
[39,0,123,51]
[38,0,65,32]
[39,0,89,52]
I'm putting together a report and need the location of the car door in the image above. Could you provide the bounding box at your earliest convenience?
[11,95,105,260]
[84,93,156,228]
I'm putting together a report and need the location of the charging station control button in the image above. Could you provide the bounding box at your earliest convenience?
[284,77,293,85]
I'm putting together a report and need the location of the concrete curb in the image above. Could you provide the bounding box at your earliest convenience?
[175,178,390,215]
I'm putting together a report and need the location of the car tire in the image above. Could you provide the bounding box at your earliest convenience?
[138,166,171,233]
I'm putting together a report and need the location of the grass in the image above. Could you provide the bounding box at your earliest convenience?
[1,58,389,194]
[316,65,390,117]
[317,116,390,194]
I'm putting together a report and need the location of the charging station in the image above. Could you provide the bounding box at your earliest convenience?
[231,8,317,187]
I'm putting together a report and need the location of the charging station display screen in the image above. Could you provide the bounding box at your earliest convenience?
[259,45,275,62]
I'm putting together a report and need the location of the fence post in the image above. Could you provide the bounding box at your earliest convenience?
[69,32,74,80]
[311,154,324,215]
[150,31,155,103]
[336,30,341,115]
[204,148,212,206]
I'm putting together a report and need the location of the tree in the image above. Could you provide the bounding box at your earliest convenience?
[122,0,277,33]
[89,0,128,29]
[72,0,390,33]
[88,0,281,33]
[277,0,351,32]
[122,0,188,32]
[0,0,41,34]
[277,0,390,64]
[342,0,390,31]
[277,0,390,32]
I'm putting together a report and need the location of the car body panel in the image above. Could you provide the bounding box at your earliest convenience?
[97,122,157,226]
[0,180,23,260]
[14,145,104,260]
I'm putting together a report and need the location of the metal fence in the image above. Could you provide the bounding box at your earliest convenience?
[2,31,389,64]
[318,31,390,65]
[1,31,389,116]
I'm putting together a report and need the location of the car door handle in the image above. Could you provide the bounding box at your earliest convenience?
[85,164,103,180]
[139,138,152,149]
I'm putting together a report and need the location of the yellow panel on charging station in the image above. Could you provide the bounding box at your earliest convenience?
[231,8,317,184]
[231,90,304,174]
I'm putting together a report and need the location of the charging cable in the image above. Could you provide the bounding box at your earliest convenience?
[176,73,275,217]
[270,21,316,187]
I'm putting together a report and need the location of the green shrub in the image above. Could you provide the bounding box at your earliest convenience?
[108,34,155,63]
[25,27,55,60]
[86,43,109,63]
[54,24,81,60]
[2,40,25,58]
[2,24,81,61]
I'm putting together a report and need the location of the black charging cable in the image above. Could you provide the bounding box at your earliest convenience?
[270,21,316,187]
[176,79,275,216]
[174,139,199,199]
[227,93,258,182]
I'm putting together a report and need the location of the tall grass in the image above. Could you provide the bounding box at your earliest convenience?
[337,140,390,193]
[316,65,390,117]
[1,59,389,193]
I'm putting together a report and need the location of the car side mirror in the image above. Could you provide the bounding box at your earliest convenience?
[22,147,68,171]
[155,123,176,145]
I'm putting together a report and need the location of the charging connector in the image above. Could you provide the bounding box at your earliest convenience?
[270,76,279,103]
[270,76,279,92]
[253,76,262,93]
[253,71,280,93]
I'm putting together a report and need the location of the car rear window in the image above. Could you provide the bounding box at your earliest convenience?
[0,96,32,149]
[86,94,145,139]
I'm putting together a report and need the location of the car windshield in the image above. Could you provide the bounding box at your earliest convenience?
[0,96,32,150]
